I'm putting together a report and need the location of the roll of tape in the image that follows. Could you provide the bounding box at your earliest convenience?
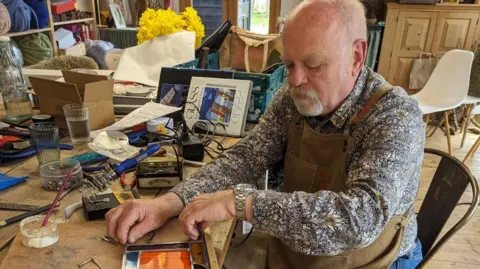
[147,117,173,133]
[125,86,150,97]
[105,130,129,145]
[147,119,161,133]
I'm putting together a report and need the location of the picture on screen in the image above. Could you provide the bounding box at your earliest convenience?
[159,84,189,107]
[199,86,236,124]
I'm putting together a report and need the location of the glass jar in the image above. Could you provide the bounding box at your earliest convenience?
[0,36,32,122]
[20,215,59,248]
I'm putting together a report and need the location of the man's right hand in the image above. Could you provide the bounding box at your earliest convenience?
[105,192,184,245]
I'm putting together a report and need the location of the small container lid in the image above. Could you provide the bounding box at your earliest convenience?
[32,114,55,123]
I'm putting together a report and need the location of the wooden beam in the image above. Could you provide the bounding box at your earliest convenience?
[179,0,191,12]
[45,0,58,55]
[269,0,281,33]
[223,0,238,26]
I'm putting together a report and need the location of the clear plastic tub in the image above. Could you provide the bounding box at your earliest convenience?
[20,215,59,248]
[40,159,83,191]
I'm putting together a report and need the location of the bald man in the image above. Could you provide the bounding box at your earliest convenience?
[106,0,425,268]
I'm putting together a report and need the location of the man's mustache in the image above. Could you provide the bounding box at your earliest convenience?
[290,87,317,99]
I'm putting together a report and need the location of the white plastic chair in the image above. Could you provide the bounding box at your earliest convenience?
[411,49,474,155]
[460,95,480,148]
[463,104,480,162]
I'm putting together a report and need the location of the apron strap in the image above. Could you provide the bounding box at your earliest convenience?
[351,82,393,125]
[396,203,415,230]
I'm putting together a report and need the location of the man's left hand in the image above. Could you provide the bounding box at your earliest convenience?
[179,190,236,240]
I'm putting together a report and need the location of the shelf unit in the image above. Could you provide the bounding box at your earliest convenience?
[3,28,51,38]
[53,17,95,26]
[0,0,98,55]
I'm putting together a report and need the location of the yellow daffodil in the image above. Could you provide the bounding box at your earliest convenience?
[137,7,205,48]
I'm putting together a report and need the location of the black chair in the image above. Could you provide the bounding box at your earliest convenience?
[416,148,479,268]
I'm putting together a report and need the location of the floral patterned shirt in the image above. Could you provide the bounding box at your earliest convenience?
[170,67,425,257]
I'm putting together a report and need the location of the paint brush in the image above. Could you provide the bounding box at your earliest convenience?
[41,168,74,227]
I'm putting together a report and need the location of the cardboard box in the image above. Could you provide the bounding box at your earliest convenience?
[58,42,87,56]
[29,71,115,130]
[54,28,76,49]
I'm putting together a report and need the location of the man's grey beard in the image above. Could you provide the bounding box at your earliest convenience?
[290,87,324,116]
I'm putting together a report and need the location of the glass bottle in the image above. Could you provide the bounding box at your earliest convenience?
[0,36,32,122]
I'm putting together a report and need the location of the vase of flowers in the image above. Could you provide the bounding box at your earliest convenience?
[137,7,205,49]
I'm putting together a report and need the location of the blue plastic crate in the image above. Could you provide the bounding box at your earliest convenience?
[175,52,286,122]
[174,51,219,69]
[233,65,286,122]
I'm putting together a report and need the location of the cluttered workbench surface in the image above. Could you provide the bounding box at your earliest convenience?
[0,134,239,269]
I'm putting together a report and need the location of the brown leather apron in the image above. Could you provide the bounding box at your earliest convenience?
[266,83,413,269]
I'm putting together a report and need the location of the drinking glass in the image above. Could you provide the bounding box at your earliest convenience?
[29,122,60,165]
[63,104,90,144]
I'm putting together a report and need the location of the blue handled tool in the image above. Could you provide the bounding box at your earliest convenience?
[84,144,161,192]
[112,144,160,175]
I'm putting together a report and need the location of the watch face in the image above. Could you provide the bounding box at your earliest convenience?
[236,183,256,191]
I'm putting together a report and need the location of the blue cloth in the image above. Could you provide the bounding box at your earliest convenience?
[390,238,423,269]
[0,174,28,191]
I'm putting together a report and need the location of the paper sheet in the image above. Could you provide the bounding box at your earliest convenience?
[90,102,181,137]
[113,31,196,87]
[88,131,139,162]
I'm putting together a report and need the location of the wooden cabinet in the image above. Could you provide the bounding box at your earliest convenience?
[431,12,479,56]
[387,11,438,90]
[378,3,480,94]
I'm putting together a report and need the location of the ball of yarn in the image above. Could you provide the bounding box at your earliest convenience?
[3,0,39,32]
[24,0,48,29]
[28,55,99,70]
[0,2,11,34]
[85,39,115,69]
[15,33,53,66]
[10,39,24,67]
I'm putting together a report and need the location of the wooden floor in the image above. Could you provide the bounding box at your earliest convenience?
[423,125,480,269]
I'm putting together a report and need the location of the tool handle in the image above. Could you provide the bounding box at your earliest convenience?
[113,144,160,175]
[1,203,53,227]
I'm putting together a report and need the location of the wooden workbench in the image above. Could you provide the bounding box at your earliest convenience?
[0,137,238,268]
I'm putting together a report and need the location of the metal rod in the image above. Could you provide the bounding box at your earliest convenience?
[147,231,156,243]
[78,258,92,268]
[92,258,105,269]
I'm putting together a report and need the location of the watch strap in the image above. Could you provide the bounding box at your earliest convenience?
[234,187,255,220]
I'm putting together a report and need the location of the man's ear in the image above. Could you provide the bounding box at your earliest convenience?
[352,39,367,76]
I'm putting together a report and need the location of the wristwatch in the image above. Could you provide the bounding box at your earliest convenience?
[233,184,257,221]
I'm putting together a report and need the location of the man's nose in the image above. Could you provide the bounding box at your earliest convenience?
[288,66,308,87]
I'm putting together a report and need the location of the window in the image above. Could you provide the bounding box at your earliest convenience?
[179,0,282,35]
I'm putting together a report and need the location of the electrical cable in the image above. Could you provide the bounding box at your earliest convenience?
[229,220,254,248]
[184,101,237,156]
[154,143,181,198]
[154,188,162,198]
[192,121,211,142]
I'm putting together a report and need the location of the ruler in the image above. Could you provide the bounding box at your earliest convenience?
[0,202,41,211]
